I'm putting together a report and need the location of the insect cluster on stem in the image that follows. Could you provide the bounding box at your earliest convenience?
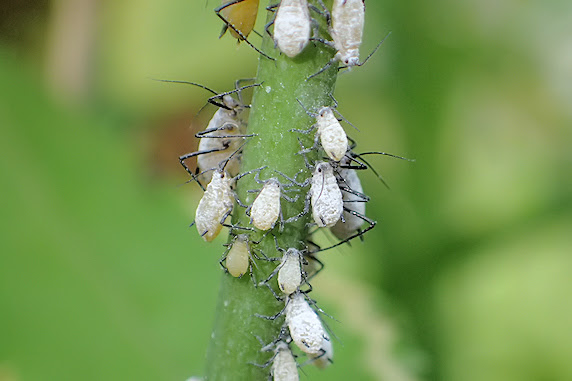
[170,0,410,379]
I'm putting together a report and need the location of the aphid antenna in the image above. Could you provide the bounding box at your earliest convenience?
[330,107,361,133]
[294,97,317,119]
[358,151,415,162]
[195,125,256,139]
[303,253,325,281]
[214,1,277,61]
[179,146,231,185]
[150,78,218,96]
[274,168,310,188]
[346,153,390,189]
[208,82,262,108]
[338,182,370,202]
[234,78,256,104]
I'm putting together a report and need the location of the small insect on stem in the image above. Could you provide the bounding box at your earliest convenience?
[268,0,311,58]
[272,341,299,381]
[285,291,327,355]
[155,79,260,185]
[260,247,306,296]
[292,98,350,162]
[215,0,276,60]
[220,233,263,282]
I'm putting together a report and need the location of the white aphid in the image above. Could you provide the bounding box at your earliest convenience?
[315,106,348,162]
[225,234,250,277]
[271,341,299,381]
[330,0,365,67]
[250,178,281,231]
[330,164,366,239]
[278,248,303,295]
[197,95,246,182]
[274,0,311,58]
[310,162,343,228]
[285,292,326,355]
[309,332,334,369]
[194,169,234,242]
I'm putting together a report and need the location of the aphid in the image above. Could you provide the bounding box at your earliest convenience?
[277,248,304,295]
[249,178,282,231]
[223,234,251,277]
[330,0,365,67]
[292,99,349,162]
[310,162,344,228]
[247,174,299,231]
[215,0,275,60]
[308,332,333,368]
[271,341,299,381]
[217,0,259,40]
[285,292,326,355]
[273,0,311,58]
[194,168,235,242]
[154,79,257,185]
[329,162,367,240]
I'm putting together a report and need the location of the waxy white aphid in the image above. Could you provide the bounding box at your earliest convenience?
[330,164,366,240]
[310,162,343,227]
[278,248,303,295]
[309,332,333,369]
[225,234,251,277]
[315,106,348,162]
[194,169,235,242]
[272,341,299,381]
[285,292,326,355]
[274,0,311,58]
[250,178,282,231]
[330,0,365,67]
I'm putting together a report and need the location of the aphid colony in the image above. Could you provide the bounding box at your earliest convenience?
[176,0,399,379]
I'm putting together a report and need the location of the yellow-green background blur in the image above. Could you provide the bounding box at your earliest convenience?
[1,1,571,380]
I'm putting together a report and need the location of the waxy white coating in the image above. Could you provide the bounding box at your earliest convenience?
[250,178,281,231]
[309,332,333,369]
[330,165,365,239]
[195,170,234,242]
[197,95,246,183]
[226,235,250,277]
[316,107,348,162]
[274,0,311,58]
[272,341,299,381]
[310,162,343,228]
[330,0,365,67]
[278,248,303,295]
[285,292,325,354]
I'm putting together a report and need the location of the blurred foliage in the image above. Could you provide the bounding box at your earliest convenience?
[1,0,571,380]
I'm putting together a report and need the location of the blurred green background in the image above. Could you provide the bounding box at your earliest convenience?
[1,0,571,380]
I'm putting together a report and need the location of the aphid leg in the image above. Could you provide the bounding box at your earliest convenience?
[304,253,325,281]
[294,97,317,119]
[274,169,310,188]
[234,165,268,182]
[284,194,311,224]
[215,1,276,61]
[260,281,284,302]
[255,304,287,320]
[313,0,331,24]
[206,82,262,110]
[318,209,377,252]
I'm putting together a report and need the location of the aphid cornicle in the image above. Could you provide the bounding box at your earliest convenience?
[277,248,303,295]
[309,332,333,368]
[330,162,366,239]
[330,0,365,67]
[310,162,344,228]
[285,292,326,355]
[273,0,311,58]
[194,169,235,242]
[249,178,282,231]
[225,234,251,277]
[272,341,299,381]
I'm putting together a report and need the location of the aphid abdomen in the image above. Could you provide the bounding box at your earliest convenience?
[274,0,311,58]
[310,162,343,227]
[316,107,347,161]
[220,0,259,40]
[272,342,299,381]
[331,0,365,66]
[195,171,234,242]
[250,180,281,231]
[278,249,302,295]
[285,293,325,354]
[226,236,250,277]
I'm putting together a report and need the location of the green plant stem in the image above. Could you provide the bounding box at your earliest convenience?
[205,2,337,379]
